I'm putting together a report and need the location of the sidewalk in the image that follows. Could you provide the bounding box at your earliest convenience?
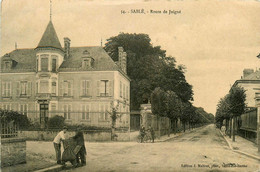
[155,125,205,142]
[1,153,59,172]
[219,130,260,161]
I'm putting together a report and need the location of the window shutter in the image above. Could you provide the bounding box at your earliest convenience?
[36,82,38,94]
[109,80,113,96]
[97,81,100,96]
[8,82,11,97]
[16,82,20,97]
[86,81,90,96]
[120,81,122,98]
[69,80,73,96]
[20,104,23,113]
[60,80,63,96]
[63,104,67,119]
[81,80,85,96]
[82,105,85,119]
[27,82,32,96]
[101,104,104,120]
[123,84,125,99]
[105,104,109,120]
[25,104,28,116]
[67,80,71,96]
[126,86,129,100]
[72,80,74,96]
[68,104,71,119]
[2,82,5,96]
[86,104,90,119]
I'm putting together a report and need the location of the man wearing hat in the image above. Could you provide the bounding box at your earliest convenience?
[53,126,68,164]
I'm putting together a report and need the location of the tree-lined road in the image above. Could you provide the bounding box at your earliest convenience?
[66,125,260,172]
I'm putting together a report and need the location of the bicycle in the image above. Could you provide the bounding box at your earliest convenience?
[138,131,152,143]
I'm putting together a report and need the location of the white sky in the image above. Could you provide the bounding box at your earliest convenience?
[1,0,260,114]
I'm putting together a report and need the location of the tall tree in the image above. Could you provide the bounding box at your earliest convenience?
[105,33,193,110]
[165,91,181,133]
[150,87,167,117]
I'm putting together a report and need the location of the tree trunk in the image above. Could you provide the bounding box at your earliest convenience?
[229,118,232,138]
[175,120,178,133]
[225,119,228,135]
[232,117,235,142]
[157,116,161,139]
[183,122,186,132]
[111,119,116,141]
[174,119,177,135]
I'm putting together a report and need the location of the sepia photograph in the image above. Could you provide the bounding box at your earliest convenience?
[1,0,260,171]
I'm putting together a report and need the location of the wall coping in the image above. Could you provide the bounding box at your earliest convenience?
[1,137,26,143]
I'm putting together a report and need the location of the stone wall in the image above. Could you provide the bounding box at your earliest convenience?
[17,130,139,142]
[140,104,171,138]
[1,138,26,167]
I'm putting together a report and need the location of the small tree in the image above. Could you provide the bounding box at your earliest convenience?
[151,87,168,138]
[47,115,65,129]
[107,100,120,141]
[228,86,246,141]
[165,91,181,134]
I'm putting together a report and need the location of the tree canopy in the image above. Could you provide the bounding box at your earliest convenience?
[104,33,193,110]
[215,86,246,127]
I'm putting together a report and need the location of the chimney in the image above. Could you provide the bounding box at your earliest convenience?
[122,52,127,73]
[64,37,71,59]
[118,47,127,74]
[243,69,254,79]
[118,47,123,65]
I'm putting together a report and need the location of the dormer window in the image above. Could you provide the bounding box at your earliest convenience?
[4,61,11,69]
[82,50,94,69]
[83,59,91,68]
[83,50,89,55]
[2,53,14,70]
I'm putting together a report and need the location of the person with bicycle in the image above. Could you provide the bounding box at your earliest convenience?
[148,125,155,143]
[140,125,146,143]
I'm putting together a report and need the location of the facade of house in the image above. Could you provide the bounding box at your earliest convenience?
[231,68,260,142]
[232,68,260,108]
[0,20,130,128]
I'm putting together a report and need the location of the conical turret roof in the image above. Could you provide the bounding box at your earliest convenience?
[36,21,62,50]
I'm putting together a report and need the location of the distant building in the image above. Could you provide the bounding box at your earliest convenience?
[0,20,130,128]
[232,68,260,108]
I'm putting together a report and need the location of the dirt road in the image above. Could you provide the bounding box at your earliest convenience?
[63,124,260,172]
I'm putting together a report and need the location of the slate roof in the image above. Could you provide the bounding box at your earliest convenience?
[242,71,260,80]
[36,21,62,50]
[0,47,121,73]
[1,49,37,72]
[59,46,119,71]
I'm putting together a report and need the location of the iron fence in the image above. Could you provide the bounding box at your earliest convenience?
[0,119,19,138]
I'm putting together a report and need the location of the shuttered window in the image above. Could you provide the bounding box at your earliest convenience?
[98,80,113,97]
[2,82,11,97]
[20,104,28,116]
[82,104,90,120]
[63,104,71,119]
[62,80,73,96]
[81,80,91,96]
